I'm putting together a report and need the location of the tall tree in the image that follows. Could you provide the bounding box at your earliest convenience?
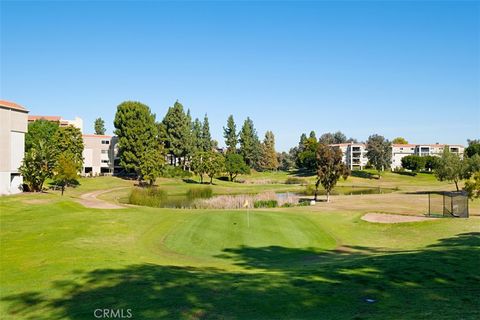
[366,134,392,176]
[204,151,225,184]
[25,119,59,152]
[202,114,213,151]
[161,101,191,166]
[315,144,350,202]
[54,125,84,171]
[333,131,347,144]
[223,115,238,153]
[139,143,165,186]
[94,118,106,135]
[297,137,318,171]
[309,131,317,139]
[53,151,79,195]
[192,118,203,153]
[392,137,408,144]
[239,117,261,168]
[191,151,208,183]
[318,131,347,145]
[292,133,308,168]
[114,101,158,176]
[435,149,480,191]
[225,153,250,181]
[465,139,480,158]
[277,151,295,171]
[259,131,279,171]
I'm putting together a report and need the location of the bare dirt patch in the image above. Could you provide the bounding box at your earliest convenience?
[361,212,436,224]
[76,188,127,209]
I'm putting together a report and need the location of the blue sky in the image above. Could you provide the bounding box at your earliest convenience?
[1,1,478,151]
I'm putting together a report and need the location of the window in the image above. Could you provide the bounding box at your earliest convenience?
[101,150,108,154]
[101,160,109,164]
[101,140,110,145]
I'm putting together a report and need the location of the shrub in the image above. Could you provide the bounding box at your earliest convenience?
[128,187,167,207]
[254,200,278,208]
[285,177,305,185]
[297,200,310,206]
[161,165,192,178]
[401,155,426,172]
[186,187,213,200]
[281,202,295,208]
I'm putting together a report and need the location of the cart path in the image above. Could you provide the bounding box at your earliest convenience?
[77,187,128,209]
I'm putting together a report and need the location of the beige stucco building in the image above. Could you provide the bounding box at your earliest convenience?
[0,100,29,195]
[82,135,117,176]
[391,143,465,169]
[28,115,83,133]
[330,143,368,170]
[329,142,465,170]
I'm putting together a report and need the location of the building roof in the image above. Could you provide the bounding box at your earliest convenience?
[392,144,416,147]
[28,115,61,121]
[329,143,365,147]
[392,143,464,148]
[82,134,113,139]
[0,100,28,112]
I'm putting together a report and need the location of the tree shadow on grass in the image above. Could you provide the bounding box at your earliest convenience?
[3,233,479,319]
[288,169,316,178]
[351,171,378,180]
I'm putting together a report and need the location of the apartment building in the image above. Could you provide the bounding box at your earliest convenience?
[330,142,464,170]
[391,143,465,169]
[330,143,368,170]
[0,100,28,195]
[82,135,117,176]
[28,115,83,133]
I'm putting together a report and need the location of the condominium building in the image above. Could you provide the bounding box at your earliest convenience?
[391,143,465,169]
[330,143,368,170]
[330,142,464,170]
[28,115,83,133]
[82,135,117,176]
[0,100,29,195]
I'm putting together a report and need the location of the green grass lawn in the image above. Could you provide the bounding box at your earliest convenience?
[1,173,479,319]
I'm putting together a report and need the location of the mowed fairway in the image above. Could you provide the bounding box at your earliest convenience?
[1,176,479,319]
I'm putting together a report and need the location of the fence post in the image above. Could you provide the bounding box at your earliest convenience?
[428,193,430,216]
[443,193,445,217]
[451,196,454,217]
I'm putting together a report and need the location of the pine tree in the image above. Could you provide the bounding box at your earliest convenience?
[114,101,158,176]
[223,115,238,153]
[365,134,392,177]
[202,114,213,151]
[239,117,261,168]
[192,118,203,153]
[260,131,279,170]
[94,118,106,135]
[161,101,191,166]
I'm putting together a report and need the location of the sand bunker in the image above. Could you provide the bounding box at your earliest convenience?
[361,212,435,223]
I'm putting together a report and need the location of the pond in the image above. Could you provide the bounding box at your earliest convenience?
[300,186,396,197]
[128,186,396,209]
